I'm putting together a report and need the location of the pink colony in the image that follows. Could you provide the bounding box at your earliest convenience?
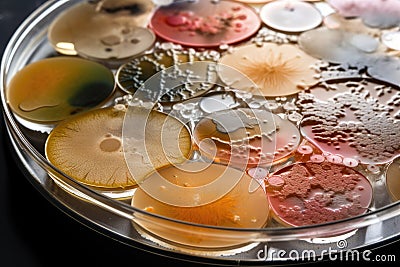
[267,162,372,226]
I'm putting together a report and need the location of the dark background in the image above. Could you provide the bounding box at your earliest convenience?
[0,1,399,266]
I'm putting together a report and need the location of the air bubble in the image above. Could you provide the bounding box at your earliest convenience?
[327,155,342,164]
[173,103,185,111]
[264,101,279,111]
[297,145,313,155]
[233,215,241,222]
[343,158,359,167]
[283,102,296,111]
[310,154,325,163]
[367,164,380,174]
[235,90,253,101]
[249,101,261,109]
[288,112,302,122]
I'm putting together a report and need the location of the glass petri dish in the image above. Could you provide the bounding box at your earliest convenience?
[2,0,400,264]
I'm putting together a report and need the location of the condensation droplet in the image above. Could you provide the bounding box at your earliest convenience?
[249,101,261,109]
[310,154,325,163]
[297,145,313,155]
[343,158,359,167]
[264,101,279,111]
[173,103,185,111]
[327,154,343,164]
[367,164,380,174]
[288,112,302,122]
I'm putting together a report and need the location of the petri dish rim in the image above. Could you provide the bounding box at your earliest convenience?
[2,0,400,262]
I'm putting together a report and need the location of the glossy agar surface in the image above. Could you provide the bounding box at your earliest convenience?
[46,106,192,190]
[48,0,155,61]
[193,108,301,167]
[298,79,400,165]
[149,0,261,47]
[260,0,322,33]
[6,57,115,125]
[218,43,320,97]
[267,161,373,227]
[131,161,269,248]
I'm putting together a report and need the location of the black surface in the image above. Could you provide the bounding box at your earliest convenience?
[0,1,399,266]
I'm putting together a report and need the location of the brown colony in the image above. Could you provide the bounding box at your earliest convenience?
[45,105,192,190]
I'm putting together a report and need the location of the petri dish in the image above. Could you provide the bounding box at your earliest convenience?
[193,108,301,167]
[267,161,373,227]
[2,0,400,264]
[48,0,156,66]
[116,45,220,103]
[298,78,400,165]
[131,161,269,248]
[149,0,261,47]
[218,43,320,97]
[45,105,192,199]
[259,0,323,33]
[6,56,116,132]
